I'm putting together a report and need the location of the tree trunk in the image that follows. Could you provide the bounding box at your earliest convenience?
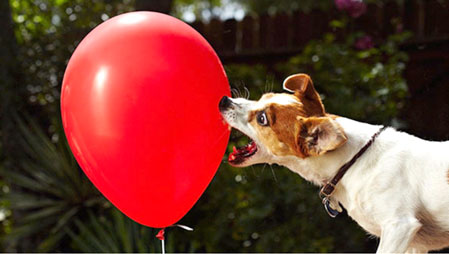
[135,0,173,14]
[0,0,22,164]
[0,0,18,101]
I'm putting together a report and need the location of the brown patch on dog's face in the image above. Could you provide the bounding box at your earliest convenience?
[249,102,307,157]
[248,101,347,158]
[246,73,347,158]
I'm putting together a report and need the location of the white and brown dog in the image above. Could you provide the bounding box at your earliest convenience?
[218,73,449,253]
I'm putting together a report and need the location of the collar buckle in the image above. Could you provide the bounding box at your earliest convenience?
[320,182,336,198]
[323,197,340,218]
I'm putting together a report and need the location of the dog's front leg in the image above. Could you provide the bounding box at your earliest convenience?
[376,217,422,253]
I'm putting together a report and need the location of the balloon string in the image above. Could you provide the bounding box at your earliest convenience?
[173,224,194,231]
[156,229,165,254]
[155,225,193,253]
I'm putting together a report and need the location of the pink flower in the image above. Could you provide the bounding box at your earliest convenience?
[335,0,352,11]
[354,35,374,50]
[335,0,367,18]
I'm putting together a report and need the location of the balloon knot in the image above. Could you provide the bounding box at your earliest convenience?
[156,229,165,241]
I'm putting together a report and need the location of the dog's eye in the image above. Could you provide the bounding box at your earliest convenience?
[257,111,269,126]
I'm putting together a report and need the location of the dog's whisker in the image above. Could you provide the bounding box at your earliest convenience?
[250,165,258,177]
[261,163,267,174]
[235,86,242,98]
[231,88,239,98]
[264,79,273,93]
[243,86,250,100]
[269,164,278,183]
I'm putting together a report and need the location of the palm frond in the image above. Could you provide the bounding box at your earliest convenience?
[1,115,106,252]
[68,209,161,252]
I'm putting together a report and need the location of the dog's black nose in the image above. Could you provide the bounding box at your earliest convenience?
[219,96,231,111]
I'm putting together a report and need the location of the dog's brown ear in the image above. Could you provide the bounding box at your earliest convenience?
[283,74,325,116]
[296,117,347,156]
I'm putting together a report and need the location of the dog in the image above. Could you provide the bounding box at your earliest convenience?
[218,73,449,253]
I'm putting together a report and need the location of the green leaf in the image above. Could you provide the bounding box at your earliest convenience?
[50,207,79,234]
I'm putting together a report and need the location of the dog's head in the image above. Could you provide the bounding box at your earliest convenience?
[219,74,347,167]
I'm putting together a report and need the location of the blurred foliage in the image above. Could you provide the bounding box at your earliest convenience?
[0,116,107,251]
[278,19,411,126]
[1,0,411,252]
[68,210,162,252]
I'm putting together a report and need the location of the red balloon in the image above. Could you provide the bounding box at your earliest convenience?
[61,12,230,228]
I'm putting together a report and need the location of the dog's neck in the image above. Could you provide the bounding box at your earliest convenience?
[275,117,384,187]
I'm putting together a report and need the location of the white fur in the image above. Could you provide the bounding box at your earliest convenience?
[221,96,449,253]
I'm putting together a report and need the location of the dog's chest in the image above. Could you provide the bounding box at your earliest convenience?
[346,206,381,236]
[341,188,383,237]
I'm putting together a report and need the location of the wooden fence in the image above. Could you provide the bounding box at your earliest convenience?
[189,0,449,63]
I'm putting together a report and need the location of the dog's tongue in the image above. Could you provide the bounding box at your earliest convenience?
[229,141,257,163]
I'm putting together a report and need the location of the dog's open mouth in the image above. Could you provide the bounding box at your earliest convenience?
[229,140,258,165]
